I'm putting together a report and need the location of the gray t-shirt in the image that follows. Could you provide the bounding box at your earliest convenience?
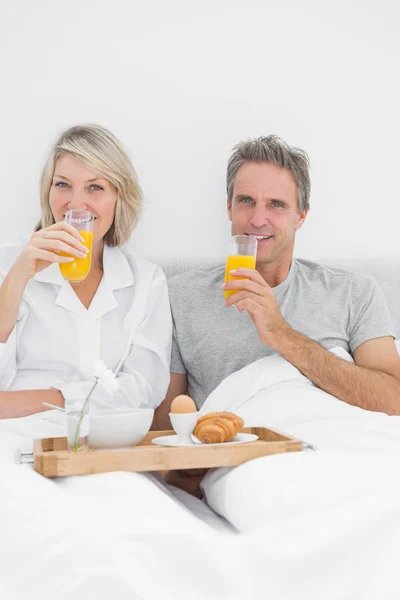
[168,258,395,408]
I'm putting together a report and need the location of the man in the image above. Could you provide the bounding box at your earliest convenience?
[155,134,400,436]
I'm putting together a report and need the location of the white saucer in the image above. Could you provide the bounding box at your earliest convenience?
[151,432,258,447]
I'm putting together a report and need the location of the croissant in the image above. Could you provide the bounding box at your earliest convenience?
[193,412,244,444]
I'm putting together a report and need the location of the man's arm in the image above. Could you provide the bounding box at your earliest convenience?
[223,268,400,416]
[0,389,64,419]
[269,327,400,415]
[152,373,188,430]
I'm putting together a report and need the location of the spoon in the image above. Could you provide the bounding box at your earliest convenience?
[42,402,66,412]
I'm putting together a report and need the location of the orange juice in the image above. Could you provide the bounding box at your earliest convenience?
[59,230,93,282]
[223,254,256,299]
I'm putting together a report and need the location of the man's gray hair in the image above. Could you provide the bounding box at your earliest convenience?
[226,135,311,211]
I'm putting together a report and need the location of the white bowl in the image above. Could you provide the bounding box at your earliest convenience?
[88,408,154,449]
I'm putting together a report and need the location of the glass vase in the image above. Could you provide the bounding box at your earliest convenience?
[66,400,90,453]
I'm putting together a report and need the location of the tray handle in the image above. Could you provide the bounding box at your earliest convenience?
[15,449,34,464]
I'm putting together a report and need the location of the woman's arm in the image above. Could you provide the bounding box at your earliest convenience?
[1,223,86,343]
[0,266,28,343]
[0,265,30,390]
[0,225,89,394]
[1,223,86,338]
[0,389,64,419]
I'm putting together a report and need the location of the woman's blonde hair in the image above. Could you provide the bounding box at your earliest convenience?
[36,124,142,246]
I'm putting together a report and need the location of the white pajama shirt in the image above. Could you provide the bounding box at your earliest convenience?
[0,240,172,411]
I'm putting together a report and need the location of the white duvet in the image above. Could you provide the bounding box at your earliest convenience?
[1,348,400,599]
[0,414,240,600]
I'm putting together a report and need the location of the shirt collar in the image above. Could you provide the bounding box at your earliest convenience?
[33,245,135,320]
[101,245,135,291]
[33,245,135,291]
[272,258,297,296]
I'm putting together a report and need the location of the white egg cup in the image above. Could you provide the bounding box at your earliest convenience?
[169,412,199,445]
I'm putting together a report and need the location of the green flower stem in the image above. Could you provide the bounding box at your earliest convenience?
[73,378,98,452]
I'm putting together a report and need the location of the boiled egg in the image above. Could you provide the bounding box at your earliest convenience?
[170,395,197,414]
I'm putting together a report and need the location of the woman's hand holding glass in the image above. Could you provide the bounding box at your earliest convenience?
[13,221,90,282]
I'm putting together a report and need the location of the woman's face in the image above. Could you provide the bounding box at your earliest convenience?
[49,153,118,244]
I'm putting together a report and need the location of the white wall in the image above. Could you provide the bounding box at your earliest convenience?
[1,0,399,260]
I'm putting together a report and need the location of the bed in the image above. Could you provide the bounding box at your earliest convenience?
[1,256,400,600]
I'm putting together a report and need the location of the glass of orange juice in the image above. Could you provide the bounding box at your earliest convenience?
[59,209,94,282]
[224,235,258,300]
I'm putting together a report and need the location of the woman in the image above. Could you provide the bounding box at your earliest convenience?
[0,124,172,418]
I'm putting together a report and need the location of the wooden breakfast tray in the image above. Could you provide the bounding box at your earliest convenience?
[33,427,305,478]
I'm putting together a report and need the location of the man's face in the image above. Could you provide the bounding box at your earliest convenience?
[227,161,307,266]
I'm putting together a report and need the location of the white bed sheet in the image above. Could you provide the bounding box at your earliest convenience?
[0,413,239,600]
[198,349,400,598]
[2,348,400,599]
